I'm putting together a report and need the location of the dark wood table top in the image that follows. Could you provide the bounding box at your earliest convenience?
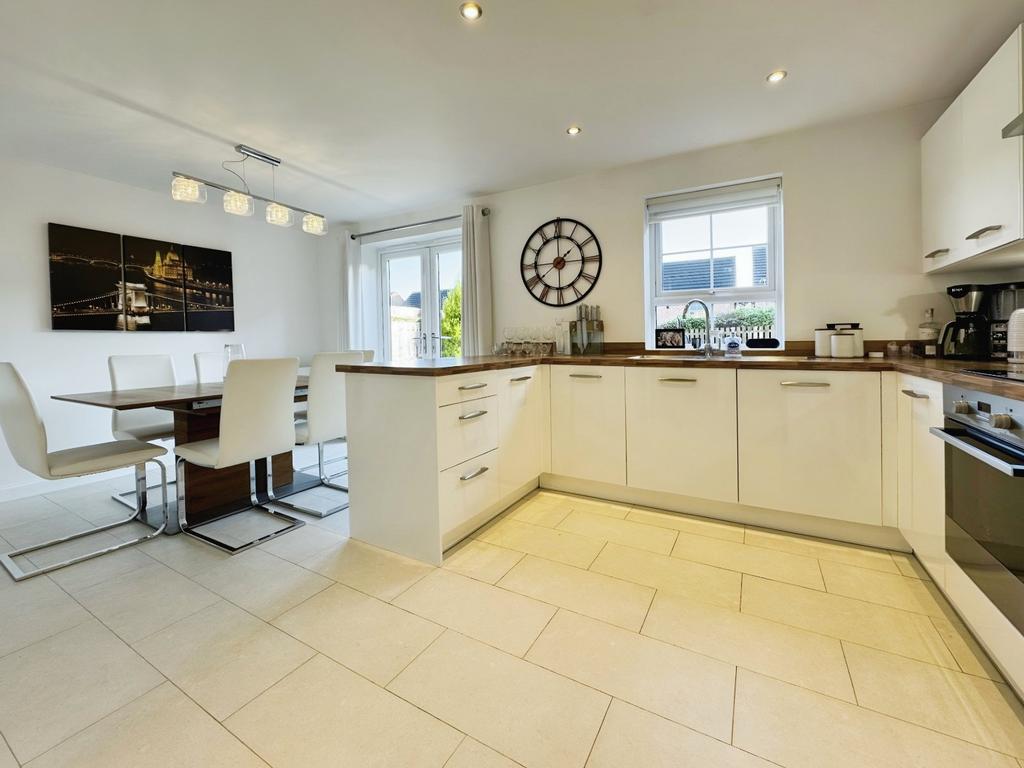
[53,376,309,411]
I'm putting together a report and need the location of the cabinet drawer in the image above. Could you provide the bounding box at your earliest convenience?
[437,395,498,470]
[436,371,496,407]
[440,449,500,548]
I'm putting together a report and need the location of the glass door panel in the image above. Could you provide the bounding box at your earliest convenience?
[384,252,425,362]
[435,246,462,358]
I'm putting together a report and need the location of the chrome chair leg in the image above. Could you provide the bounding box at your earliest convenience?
[0,459,169,582]
[271,443,349,519]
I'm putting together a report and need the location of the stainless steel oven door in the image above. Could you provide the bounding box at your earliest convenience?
[933,422,1024,633]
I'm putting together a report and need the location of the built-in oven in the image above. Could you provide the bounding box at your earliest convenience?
[933,383,1024,633]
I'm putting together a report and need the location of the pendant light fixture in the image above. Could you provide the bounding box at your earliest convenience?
[171,144,326,236]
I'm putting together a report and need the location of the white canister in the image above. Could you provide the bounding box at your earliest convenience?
[830,332,858,358]
[814,328,836,357]
[848,327,865,357]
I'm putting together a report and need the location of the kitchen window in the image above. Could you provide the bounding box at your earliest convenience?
[645,177,784,349]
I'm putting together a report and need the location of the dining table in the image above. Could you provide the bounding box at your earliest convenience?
[52,377,317,532]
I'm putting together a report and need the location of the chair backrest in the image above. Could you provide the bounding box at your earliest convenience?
[304,351,372,445]
[0,363,50,478]
[108,355,176,439]
[217,358,299,468]
[194,351,224,384]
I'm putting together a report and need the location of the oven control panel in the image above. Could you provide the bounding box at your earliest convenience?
[944,385,1024,451]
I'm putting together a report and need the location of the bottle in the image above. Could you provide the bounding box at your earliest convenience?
[918,308,940,358]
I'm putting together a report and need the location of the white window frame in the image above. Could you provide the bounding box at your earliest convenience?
[643,176,785,350]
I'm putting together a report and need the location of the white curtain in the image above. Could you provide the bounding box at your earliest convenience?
[461,205,493,356]
[339,229,363,351]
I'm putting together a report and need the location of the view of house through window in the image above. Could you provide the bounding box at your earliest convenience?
[646,178,783,349]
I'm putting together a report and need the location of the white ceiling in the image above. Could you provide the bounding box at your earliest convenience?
[2,0,1023,222]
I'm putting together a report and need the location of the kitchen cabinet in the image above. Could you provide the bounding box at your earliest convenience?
[497,365,549,500]
[737,370,882,525]
[625,367,738,503]
[550,365,626,485]
[920,97,963,270]
[439,449,500,549]
[896,374,946,577]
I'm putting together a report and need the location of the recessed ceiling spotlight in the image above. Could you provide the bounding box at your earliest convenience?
[566,125,582,136]
[460,2,482,20]
[766,70,788,84]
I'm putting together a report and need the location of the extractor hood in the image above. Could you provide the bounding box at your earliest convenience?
[1003,113,1024,138]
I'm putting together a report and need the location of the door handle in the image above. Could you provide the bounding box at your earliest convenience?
[901,389,929,399]
[966,225,1003,240]
[923,249,949,259]
[780,381,830,388]
[570,374,603,379]
[458,409,488,421]
[930,427,1024,477]
[460,466,490,481]
[458,382,488,391]
[658,377,698,383]
[510,376,533,382]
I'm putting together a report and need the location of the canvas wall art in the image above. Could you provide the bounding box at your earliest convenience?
[48,223,126,331]
[183,245,235,332]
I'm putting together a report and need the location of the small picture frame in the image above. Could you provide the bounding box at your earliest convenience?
[655,329,685,349]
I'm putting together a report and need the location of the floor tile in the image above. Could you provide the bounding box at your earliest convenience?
[25,682,268,768]
[306,507,351,535]
[258,523,345,564]
[477,519,605,568]
[0,494,72,530]
[193,549,331,621]
[743,527,900,574]
[588,699,774,768]
[393,569,555,656]
[526,610,734,741]
[74,561,220,643]
[556,510,676,554]
[0,576,91,656]
[273,583,442,685]
[733,669,1018,768]
[0,512,99,550]
[444,738,522,768]
[844,642,1024,758]
[531,492,631,519]
[643,591,855,701]
[626,507,745,542]
[227,654,460,768]
[931,614,1003,681]
[301,539,432,600]
[443,539,524,584]
[269,489,348,517]
[741,576,958,669]
[497,555,654,631]
[590,542,741,610]
[45,546,154,595]
[389,631,609,768]
[0,737,14,768]
[193,510,296,549]
[0,620,163,763]
[819,560,949,617]
[672,531,825,589]
[139,533,234,576]
[892,551,931,579]
[506,498,572,528]
[22,528,126,573]
[134,600,315,720]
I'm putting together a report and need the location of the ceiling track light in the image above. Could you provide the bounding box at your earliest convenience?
[171,144,326,236]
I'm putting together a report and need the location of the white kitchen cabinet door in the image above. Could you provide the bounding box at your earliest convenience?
[439,449,500,548]
[550,365,626,485]
[497,366,546,498]
[738,370,882,525]
[961,25,1023,257]
[625,367,737,503]
[921,97,964,272]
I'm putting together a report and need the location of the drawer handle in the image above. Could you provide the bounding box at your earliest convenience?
[901,389,929,400]
[923,249,949,259]
[458,382,488,391]
[570,374,603,379]
[966,225,1003,240]
[780,381,830,388]
[460,466,490,482]
[458,409,488,421]
[658,377,698,383]
[510,376,533,382]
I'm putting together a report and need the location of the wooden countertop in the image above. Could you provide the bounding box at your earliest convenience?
[336,355,1024,398]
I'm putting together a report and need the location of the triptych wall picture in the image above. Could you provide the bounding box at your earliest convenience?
[48,223,234,332]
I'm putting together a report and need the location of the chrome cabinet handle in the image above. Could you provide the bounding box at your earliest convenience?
[780,381,830,388]
[460,466,490,481]
[901,389,929,399]
[458,382,488,391]
[510,376,533,382]
[570,374,602,379]
[658,377,698,383]
[930,427,1024,477]
[966,225,1003,240]
[923,249,949,259]
[458,409,488,421]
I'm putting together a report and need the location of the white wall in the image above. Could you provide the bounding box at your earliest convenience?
[357,100,1023,344]
[0,157,331,495]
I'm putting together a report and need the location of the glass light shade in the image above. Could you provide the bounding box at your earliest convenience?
[265,202,294,227]
[302,213,327,236]
[223,190,254,216]
[171,176,207,203]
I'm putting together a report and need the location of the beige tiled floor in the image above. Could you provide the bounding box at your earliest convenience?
[1,484,1022,767]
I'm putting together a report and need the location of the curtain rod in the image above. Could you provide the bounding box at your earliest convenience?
[349,208,489,240]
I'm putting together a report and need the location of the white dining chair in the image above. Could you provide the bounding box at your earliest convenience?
[175,357,304,553]
[275,351,369,518]
[194,351,225,384]
[108,354,177,509]
[0,363,169,581]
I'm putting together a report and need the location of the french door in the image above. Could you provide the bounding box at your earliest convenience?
[381,240,462,361]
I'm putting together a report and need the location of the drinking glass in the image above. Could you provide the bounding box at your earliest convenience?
[224,343,246,374]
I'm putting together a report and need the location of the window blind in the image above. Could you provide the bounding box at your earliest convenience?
[646,177,782,221]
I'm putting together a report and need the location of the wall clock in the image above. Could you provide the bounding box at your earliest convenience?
[520,217,602,306]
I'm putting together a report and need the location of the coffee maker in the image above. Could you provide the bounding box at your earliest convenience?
[940,284,991,360]
[989,283,1024,359]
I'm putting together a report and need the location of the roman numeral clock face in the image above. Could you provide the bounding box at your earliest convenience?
[520,218,602,306]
